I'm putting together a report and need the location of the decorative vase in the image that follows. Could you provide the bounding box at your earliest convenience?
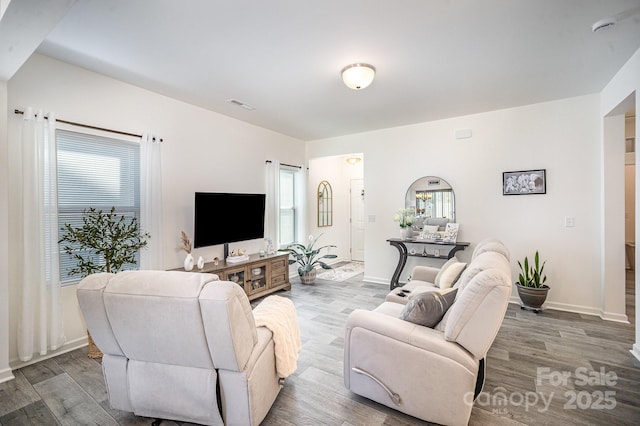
[400,227,411,240]
[197,256,204,270]
[516,284,550,313]
[184,253,194,271]
[300,269,317,284]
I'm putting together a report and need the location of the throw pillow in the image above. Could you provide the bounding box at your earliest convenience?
[423,225,439,234]
[434,258,467,289]
[399,288,458,328]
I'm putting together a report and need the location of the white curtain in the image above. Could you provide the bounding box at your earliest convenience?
[265,160,280,248]
[265,161,307,247]
[18,108,65,361]
[294,165,307,244]
[140,133,163,270]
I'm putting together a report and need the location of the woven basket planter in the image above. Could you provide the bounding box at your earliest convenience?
[299,269,317,284]
[87,331,103,359]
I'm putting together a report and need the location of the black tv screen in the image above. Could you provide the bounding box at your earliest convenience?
[194,192,266,248]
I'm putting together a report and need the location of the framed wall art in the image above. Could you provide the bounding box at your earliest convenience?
[503,169,546,195]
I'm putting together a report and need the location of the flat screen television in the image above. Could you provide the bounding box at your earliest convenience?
[194,192,266,252]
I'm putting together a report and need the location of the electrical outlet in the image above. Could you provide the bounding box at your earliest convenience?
[564,216,575,227]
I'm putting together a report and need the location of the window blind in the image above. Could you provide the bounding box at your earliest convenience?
[55,130,140,284]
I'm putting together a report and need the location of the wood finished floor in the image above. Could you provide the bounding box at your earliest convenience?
[1,267,638,425]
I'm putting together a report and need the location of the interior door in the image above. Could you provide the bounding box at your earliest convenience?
[350,179,365,262]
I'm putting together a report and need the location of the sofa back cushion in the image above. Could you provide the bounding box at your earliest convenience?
[471,237,501,259]
[454,251,510,296]
[472,240,510,261]
[102,270,220,369]
[76,272,122,356]
[199,280,259,371]
[444,268,511,358]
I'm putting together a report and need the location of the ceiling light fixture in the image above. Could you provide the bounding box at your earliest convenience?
[341,63,375,90]
[592,5,640,32]
[346,156,362,165]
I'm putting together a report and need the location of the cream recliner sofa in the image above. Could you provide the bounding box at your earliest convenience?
[77,270,282,426]
[386,237,510,304]
[344,238,511,426]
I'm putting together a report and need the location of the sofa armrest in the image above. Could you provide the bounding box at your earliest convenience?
[411,265,439,283]
[345,309,475,369]
[344,309,478,426]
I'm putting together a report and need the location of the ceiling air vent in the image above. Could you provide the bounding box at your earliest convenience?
[226,99,256,111]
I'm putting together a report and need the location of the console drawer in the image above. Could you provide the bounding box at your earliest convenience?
[271,273,286,286]
[271,258,287,271]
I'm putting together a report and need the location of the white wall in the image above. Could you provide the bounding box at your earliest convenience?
[0,79,14,382]
[308,94,605,315]
[601,47,640,360]
[6,53,304,366]
[307,154,363,262]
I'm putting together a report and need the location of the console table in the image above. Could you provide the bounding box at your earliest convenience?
[171,252,291,301]
[387,238,470,290]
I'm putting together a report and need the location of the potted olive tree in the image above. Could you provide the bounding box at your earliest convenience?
[60,206,150,357]
[60,207,150,276]
[278,234,337,284]
[516,251,549,313]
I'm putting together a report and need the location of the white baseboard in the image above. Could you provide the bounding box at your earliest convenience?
[362,275,390,286]
[0,367,15,384]
[8,335,88,372]
[600,311,630,323]
[631,344,640,362]
[509,296,629,323]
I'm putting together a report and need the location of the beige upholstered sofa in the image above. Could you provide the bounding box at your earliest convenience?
[77,270,283,426]
[344,238,512,426]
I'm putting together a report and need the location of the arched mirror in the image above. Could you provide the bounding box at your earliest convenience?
[318,180,333,227]
[405,176,455,232]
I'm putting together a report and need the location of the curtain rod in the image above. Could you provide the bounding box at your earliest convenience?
[14,109,145,139]
[265,160,302,169]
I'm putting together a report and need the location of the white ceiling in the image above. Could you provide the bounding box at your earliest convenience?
[27,0,640,140]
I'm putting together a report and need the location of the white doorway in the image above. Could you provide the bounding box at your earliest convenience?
[350,179,365,261]
[625,111,636,321]
[602,93,635,326]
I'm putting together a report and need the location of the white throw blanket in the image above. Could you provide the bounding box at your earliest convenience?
[253,295,301,378]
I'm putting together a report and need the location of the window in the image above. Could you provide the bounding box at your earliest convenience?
[279,168,296,246]
[56,130,140,284]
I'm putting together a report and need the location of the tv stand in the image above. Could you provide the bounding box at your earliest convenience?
[173,252,291,301]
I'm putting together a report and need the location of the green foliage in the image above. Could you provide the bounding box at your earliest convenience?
[59,207,150,277]
[517,251,548,288]
[278,233,337,276]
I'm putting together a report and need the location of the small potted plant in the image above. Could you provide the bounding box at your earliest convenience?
[394,208,415,239]
[278,234,337,284]
[516,251,550,313]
